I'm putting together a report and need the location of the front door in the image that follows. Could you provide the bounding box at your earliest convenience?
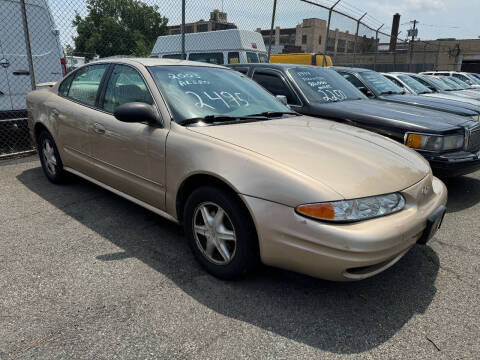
[90,64,168,210]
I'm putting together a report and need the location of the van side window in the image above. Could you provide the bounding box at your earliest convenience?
[258,53,269,63]
[252,72,300,105]
[67,64,108,106]
[246,52,259,63]
[102,65,153,113]
[163,54,183,59]
[188,52,224,64]
[228,52,240,64]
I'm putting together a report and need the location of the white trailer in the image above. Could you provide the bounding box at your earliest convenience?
[0,0,65,118]
[151,29,268,65]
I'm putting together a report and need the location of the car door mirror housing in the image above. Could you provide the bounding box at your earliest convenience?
[275,95,288,106]
[114,102,161,125]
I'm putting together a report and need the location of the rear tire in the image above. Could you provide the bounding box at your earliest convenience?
[184,186,259,280]
[37,130,67,184]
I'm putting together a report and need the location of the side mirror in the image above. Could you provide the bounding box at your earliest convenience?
[275,94,288,106]
[359,87,374,97]
[114,102,160,124]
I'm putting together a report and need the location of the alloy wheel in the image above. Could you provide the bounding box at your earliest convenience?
[193,202,237,265]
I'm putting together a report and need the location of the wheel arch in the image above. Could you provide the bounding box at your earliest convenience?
[175,172,256,228]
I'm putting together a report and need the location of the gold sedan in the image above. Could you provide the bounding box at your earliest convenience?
[27,58,447,281]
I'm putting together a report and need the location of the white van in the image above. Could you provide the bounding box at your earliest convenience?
[0,0,65,119]
[151,29,268,65]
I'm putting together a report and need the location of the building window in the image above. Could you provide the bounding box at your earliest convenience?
[318,36,322,45]
[185,25,194,33]
[337,39,346,53]
[302,35,307,44]
[197,23,208,32]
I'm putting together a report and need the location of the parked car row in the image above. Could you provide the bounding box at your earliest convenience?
[29,57,480,284]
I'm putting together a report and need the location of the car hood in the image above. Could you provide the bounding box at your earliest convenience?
[188,116,430,199]
[314,99,472,132]
[422,93,480,108]
[378,94,478,116]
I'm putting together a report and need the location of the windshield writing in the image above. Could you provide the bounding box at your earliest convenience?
[149,66,290,122]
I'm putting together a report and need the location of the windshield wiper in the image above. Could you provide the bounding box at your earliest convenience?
[178,114,272,126]
[245,111,298,118]
[418,91,431,94]
[379,90,403,95]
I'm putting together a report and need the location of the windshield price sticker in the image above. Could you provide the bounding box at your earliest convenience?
[297,71,347,102]
[168,72,211,87]
[185,91,249,110]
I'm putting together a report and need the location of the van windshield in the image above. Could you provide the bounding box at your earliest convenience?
[288,67,366,103]
[148,66,291,123]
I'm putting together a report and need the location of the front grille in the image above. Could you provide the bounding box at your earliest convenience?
[466,125,480,152]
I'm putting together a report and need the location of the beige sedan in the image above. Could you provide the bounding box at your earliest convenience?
[27,58,447,281]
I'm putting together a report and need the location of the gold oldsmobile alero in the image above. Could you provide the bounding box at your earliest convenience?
[27,58,447,281]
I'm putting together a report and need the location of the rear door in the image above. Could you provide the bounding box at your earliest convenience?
[0,0,32,111]
[55,64,109,172]
[26,0,64,84]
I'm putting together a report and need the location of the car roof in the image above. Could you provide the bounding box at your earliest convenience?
[86,57,227,69]
[330,66,374,73]
[228,62,334,71]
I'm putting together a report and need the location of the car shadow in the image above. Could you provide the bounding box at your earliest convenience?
[443,174,480,213]
[17,167,440,354]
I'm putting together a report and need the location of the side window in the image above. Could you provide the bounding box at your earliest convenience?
[67,64,108,106]
[258,53,269,63]
[228,52,240,64]
[163,54,183,59]
[58,75,73,97]
[387,76,404,88]
[453,73,472,84]
[102,65,153,113]
[188,52,224,64]
[246,52,259,63]
[252,72,299,105]
[341,73,366,89]
[233,67,249,75]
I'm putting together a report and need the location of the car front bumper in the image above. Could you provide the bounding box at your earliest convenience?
[426,150,480,177]
[241,175,447,281]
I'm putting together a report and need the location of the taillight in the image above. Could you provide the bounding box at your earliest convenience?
[60,58,67,75]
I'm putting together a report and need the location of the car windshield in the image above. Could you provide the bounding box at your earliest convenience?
[360,71,404,95]
[422,76,454,90]
[398,74,432,94]
[288,67,366,103]
[148,65,292,123]
[447,77,473,89]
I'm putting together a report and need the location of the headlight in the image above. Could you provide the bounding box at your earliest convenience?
[405,133,464,151]
[296,193,405,222]
[472,115,480,121]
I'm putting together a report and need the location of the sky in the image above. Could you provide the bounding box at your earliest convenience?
[48,0,480,48]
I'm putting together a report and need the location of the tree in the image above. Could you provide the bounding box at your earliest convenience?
[72,0,168,60]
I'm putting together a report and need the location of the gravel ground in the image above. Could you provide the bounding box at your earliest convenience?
[1,155,479,359]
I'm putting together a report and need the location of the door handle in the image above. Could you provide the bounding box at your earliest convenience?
[51,109,59,118]
[93,123,106,134]
[13,70,30,76]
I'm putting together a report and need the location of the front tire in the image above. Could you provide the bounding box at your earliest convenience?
[37,130,67,184]
[184,186,259,280]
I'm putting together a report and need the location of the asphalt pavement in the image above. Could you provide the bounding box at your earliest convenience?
[1,155,479,359]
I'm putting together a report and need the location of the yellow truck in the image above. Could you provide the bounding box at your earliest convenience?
[269,53,333,67]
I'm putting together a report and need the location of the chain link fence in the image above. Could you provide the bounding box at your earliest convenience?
[0,0,472,158]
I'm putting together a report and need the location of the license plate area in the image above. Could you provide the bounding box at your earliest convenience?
[417,205,446,245]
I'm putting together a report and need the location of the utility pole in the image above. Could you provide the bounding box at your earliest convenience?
[408,20,418,72]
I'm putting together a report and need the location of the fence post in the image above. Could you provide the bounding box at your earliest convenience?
[353,12,367,66]
[181,0,186,59]
[322,0,341,67]
[267,0,277,60]
[373,24,384,71]
[20,0,35,90]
